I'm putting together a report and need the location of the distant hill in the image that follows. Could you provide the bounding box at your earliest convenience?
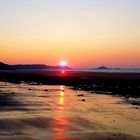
[12,64,48,70]
[0,62,72,70]
[0,62,13,70]
[96,66,111,70]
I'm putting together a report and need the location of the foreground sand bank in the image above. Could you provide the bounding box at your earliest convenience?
[0,82,140,140]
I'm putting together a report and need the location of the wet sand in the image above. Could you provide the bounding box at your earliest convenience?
[0,82,140,140]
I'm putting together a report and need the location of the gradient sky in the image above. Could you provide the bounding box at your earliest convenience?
[0,0,140,68]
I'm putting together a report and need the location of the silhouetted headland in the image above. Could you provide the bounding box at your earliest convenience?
[0,62,72,70]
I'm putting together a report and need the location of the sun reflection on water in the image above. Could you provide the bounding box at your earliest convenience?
[60,91,64,96]
[59,96,64,105]
[58,86,65,111]
[60,86,64,91]
[49,86,69,140]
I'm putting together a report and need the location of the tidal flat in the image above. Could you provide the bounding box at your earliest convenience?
[0,82,140,140]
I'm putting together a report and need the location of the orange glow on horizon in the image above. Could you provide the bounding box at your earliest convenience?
[0,41,140,68]
[0,1,140,68]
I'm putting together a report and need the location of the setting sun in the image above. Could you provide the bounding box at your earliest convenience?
[60,61,67,67]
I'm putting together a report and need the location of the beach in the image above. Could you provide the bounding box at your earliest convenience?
[1,0,140,139]
[0,82,140,140]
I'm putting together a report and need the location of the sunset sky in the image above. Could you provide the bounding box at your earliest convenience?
[0,0,140,68]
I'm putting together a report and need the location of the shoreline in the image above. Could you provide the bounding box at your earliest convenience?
[0,70,140,97]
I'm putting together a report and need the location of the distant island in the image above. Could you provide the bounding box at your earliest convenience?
[92,66,121,70]
[0,62,72,70]
[96,66,111,70]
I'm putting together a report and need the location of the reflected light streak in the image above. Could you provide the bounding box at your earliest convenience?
[60,91,64,96]
[61,70,65,74]
[58,86,65,111]
[59,95,64,105]
[58,91,64,111]
[49,86,68,139]
[49,116,69,133]
[60,86,65,91]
